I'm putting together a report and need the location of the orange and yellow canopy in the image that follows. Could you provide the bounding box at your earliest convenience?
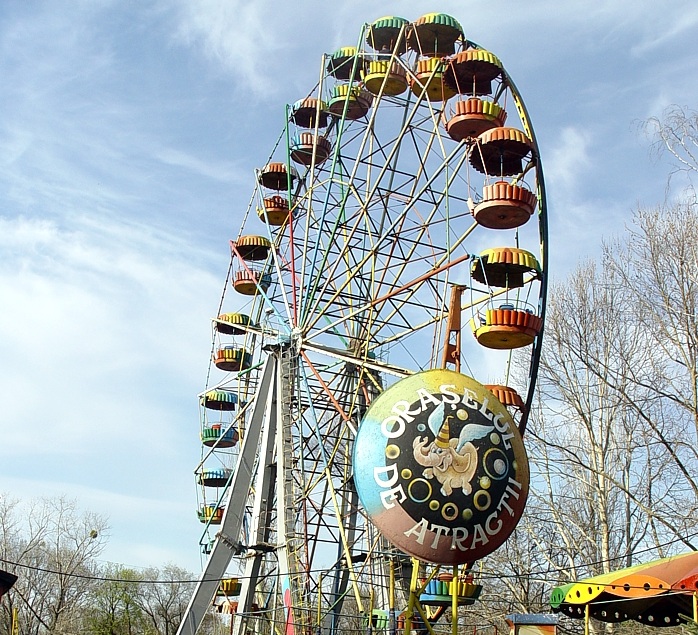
[550,551,698,627]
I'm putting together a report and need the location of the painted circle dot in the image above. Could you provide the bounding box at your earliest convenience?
[512,460,518,470]
[385,444,400,459]
[456,409,468,420]
[479,476,491,489]
[429,500,440,511]
[401,468,412,480]
[408,479,432,503]
[462,508,473,521]
[473,489,491,511]
[493,458,506,475]
[442,502,458,521]
[489,432,500,445]
[417,423,426,432]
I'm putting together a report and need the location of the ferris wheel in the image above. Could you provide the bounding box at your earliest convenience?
[180,12,547,635]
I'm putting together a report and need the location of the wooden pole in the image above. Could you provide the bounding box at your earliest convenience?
[389,559,396,635]
[451,565,458,635]
[584,603,589,635]
[441,285,465,371]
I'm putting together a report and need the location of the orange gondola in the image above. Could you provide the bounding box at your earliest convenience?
[473,181,537,229]
[445,98,507,141]
[258,195,290,226]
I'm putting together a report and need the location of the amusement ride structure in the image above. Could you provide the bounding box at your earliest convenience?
[179,12,548,635]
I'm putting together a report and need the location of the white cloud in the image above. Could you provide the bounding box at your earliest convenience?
[0,213,218,572]
[170,0,290,96]
[545,127,592,195]
[155,147,245,183]
[0,3,244,573]
[0,214,219,456]
[628,8,698,57]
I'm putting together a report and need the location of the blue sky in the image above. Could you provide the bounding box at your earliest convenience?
[1,0,697,574]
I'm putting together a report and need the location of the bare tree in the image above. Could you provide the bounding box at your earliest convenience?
[134,564,196,635]
[529,261,658,566]
[483,259,673,635]
[0,493,108,635]
[483,201,698,635]
[643,106,698,194]
[600,203,698,551]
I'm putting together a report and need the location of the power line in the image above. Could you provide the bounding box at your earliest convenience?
[1,528,696,587]
[0,556,202,585]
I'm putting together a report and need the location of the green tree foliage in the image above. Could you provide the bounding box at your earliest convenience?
[84,566,151,635]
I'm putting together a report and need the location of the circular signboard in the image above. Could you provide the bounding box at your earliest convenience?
[353,369,529,564]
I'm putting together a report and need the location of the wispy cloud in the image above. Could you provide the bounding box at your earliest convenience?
[628,7,698,57]
[546,127,592,195]
[0,212,219,571]
[169,0,290,96]
[0,214,219,456]
[155,147,244,183]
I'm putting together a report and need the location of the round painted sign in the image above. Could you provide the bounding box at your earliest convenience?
[353,369,529,564]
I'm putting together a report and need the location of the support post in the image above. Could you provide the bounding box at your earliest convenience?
[441,285,465,371]
[389,559,396,635]
[231,358,279,635]
[451,565,458,635]
[584,604,589,635]
[176,357,277,635]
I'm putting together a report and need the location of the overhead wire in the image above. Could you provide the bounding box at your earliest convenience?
[1,528,696,587]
